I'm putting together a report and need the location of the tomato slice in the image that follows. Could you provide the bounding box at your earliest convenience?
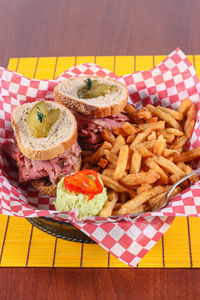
[64,170,103,201]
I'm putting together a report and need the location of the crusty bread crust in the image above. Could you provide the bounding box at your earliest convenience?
[31,155,82,196]
[54,77,128,118]
[11,102,78,161]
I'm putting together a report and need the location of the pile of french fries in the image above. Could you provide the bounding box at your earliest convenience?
[82,99,200,217]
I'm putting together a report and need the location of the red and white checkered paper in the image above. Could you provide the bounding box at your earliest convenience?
[0,48,200,268]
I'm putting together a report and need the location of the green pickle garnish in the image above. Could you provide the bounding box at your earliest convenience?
[27,101,60,138]
[77,78,118,99]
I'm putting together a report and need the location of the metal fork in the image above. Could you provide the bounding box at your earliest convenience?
[161,167,200,210]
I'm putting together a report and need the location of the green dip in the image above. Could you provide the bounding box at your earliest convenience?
[55,176,107,220]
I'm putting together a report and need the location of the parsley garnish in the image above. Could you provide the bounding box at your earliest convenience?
[36,106,46,123]
[86,78,93,90]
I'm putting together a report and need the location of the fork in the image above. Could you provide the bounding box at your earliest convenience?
[161,167,200,210]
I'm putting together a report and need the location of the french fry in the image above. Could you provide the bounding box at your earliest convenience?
[153,135,166,155]
[104,150,118,166]
[157,130,175,143]
[130,127,152,148]
[150,187,181,211]
[158,106,183,121]
[120,170,160,187]
[126,149,133,171]
[101,129,115,144]
[138,109,152,120]
[144,158,168,184]
[148,186,171,206]
[146,105,182,130]
[125,104,141,124]
[170,174,181,184]
[184,104,196,138]
[122,122,139,135]
[140,140,156,149]
[99,174,128,193]
[102,168,115,178]
[171,135,188,150]
[162,148,180,157]
[123,187,137,198]
[99,174,136,198]
[149,117,158,123]
[126,134,136,144]
[177,162,199,182]
[111,135,125,155]
[138,120,165,131]
[99,191,119,218]
[137,183,152,194]
[177,98,192,115]
[174,146,200,163]
[116,186,167,215]
[114,145,129,181]
[130,150,142,174]
[165,134,175,144]
[153,156,185,176]
[134,145,154,157]
[90,141,112,164]
[113,204,147,215]
[147,131,156,141]
[98,158,108,169]
[112,127,128,136]
[165,128,183,136]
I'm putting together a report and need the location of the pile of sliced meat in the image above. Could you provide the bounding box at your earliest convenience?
[2,141,81,184]
[74,112,130,149]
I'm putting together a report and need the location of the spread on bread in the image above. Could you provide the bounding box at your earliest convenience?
[27,101,60,138]
[77,78,119,99]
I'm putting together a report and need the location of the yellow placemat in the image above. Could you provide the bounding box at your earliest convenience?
[0,55,200,268]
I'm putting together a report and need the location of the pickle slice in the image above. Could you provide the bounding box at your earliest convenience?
[46,109,60,132]
[27,101,60,138]
[77,79,118,99]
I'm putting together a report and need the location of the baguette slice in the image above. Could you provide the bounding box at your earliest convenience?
[11,101,77,161]
[31,155,82,196]
[54,76,128,118]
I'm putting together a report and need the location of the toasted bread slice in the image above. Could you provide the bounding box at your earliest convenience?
[11,101,77,161]
[54,76,128,118]
[31,154,82,196]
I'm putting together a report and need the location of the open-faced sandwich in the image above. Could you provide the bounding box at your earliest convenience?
[2,100,82,196]
[54,76,129,149]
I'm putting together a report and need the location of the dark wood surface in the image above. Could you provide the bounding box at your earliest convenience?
[1,0,200,68]
[0,268,200,300]
[0,0,200,299]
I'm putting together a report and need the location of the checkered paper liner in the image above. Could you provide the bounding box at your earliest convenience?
[0,48,200,268]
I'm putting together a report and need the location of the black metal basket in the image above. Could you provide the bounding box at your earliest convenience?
[27,217,95,243]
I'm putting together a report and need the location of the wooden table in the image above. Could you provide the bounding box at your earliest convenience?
[0,0,200,299]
